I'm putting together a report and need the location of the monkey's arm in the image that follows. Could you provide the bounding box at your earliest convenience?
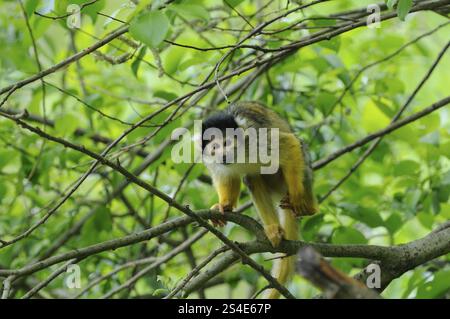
[279,133,318,217]
[210,173,241,214]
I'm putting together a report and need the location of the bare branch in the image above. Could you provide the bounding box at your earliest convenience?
[297,247,381,299]
[101,229,207,299]
[21,259,78,299]
[313,95,450,171]
[182,223,450,296]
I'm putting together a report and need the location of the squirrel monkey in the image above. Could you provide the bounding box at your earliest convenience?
[201,101,318,299]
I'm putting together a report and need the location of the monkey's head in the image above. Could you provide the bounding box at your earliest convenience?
[201,111,245,166]
[199,102,281,175]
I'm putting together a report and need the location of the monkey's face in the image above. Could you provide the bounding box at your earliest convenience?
[200,110,278,175]
[202,129,244,166]
[201,111,242,166]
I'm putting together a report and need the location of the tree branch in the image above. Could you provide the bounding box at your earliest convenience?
[182,222,450,296]
[3,112,303,298]
[297,247,381,299]
[313,95,450,170]
[354,222,450,292]
[101,229,208,299]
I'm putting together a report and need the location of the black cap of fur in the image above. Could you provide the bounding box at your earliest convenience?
[201,111,238,150]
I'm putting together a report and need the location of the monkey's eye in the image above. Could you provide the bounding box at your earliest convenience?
[211,142,221,150]
[207,142,221,156]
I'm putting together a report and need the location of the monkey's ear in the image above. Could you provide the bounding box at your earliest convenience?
[234,115,248,128]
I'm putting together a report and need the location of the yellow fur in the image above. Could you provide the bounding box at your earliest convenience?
[211,173,241,211]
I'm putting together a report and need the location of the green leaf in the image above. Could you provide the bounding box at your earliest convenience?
[386,0,398,10]
[402,268,426,298]
[431,190,440,214]
[80,0,105,23]
[301,213,324,241]
[54,113,79,136]
[420,113,440,133]
[24,0,39,16]
[131,46,147,77]
[0,150,15,170]
[0,182,7,203]
[311,16,337,27]
[397,0,413,21]
[239,266,259,285]
[163,46,186,75]
[362,100,390,132]
[129,11,170,48]
[377,77,405,95]
[179,57,205,71]
[416,270,450,298]
[153,90,178,101]
[340,204,385,228]
[332,227,367,244]
[25,188,47,207]
[385,212,403,235]
[404,189,421,210]
[417,211,434,229]
[54,0,69,16]
[374,99,396,118]
[393,160,420,177]
[92,206,112,232]
[437,185,450,204]
[54,0,105,24]
[153,288,169,297]
[442,170,450,185]
[223,0,245,7]
[38,150,55,189]
[420,131,439,146]
[170,4,209,21]
[319,37,341,52]
[315,92,337,114]
[187,164,204,182]
[156,274,173,288]
[223,272,240,289]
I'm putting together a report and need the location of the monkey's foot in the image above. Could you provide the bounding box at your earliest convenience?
[264,224,284,247]
[279,194,317,217]
[210,203,232,227]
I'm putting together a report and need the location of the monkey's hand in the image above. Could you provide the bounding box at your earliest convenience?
[264,224,284,247]
[210,203,233,227]
[280,193,316,217]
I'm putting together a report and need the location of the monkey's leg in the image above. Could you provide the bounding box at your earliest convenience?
[210,174,241,226]
[279,133,317,217]
[244,175,283,247]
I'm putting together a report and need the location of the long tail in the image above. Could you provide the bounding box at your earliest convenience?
[263,209,298,299]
